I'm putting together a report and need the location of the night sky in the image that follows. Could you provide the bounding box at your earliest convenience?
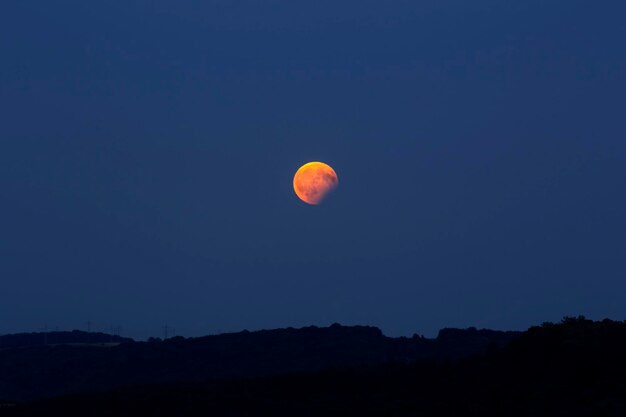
[1,0,625,339]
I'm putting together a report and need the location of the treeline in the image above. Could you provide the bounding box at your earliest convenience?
[4,317,626,417]
[0,331,132,349]
[0,324,518,402]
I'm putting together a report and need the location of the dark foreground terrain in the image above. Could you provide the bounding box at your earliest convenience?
[0,324,517,402]
[2,317,626,416]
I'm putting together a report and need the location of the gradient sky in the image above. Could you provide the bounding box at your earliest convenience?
[1,0,625,339]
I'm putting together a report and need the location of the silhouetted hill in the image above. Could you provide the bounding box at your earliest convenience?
[3,317,626,417]
[0,331,132,349]
[0,323,519,402]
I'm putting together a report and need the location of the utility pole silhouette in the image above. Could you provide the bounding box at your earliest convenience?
[114,325,121,338]
[107,325,121,342]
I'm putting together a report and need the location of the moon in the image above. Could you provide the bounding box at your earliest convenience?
[293,162,339,205]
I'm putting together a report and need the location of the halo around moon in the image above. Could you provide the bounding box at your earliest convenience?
[293,162,339,205]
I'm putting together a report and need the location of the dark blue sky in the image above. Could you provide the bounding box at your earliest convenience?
[1,0,625,339]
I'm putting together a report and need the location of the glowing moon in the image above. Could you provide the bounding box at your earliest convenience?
[293,162,339,205]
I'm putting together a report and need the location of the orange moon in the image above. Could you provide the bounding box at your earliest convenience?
[293,162,339,205]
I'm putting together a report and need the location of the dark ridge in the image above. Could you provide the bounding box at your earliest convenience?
[3,317,626,417]
[0,323,519,402]
[0,331,133,349]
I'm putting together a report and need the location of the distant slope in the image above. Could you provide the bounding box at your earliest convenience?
[0,324,519,402]
[4,317,626,417]
[0,331,132,349]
